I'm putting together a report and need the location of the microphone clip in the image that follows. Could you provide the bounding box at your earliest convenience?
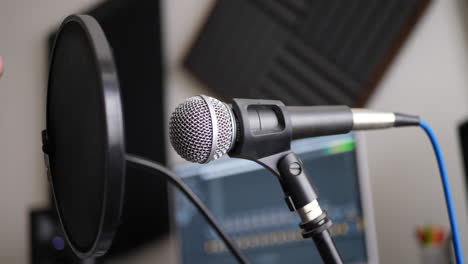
[229,98,293,160]
[41,130,51,169]
[227,98,343,263]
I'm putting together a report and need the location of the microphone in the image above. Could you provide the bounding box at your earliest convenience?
[170,95,420,264]
[169,95,419,164]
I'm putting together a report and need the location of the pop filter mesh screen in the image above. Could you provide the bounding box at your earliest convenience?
[47,21,106,252]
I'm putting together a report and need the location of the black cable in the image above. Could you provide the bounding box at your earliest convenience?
[125,154,249,264]
[311,230,343,264]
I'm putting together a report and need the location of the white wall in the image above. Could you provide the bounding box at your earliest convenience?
[365,1,468,262]
[0,0,101,262]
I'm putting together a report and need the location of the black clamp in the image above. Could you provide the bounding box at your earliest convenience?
[41,130,51,169]
[300,211,333,239]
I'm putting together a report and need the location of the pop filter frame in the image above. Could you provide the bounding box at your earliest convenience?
[42,14,125,259]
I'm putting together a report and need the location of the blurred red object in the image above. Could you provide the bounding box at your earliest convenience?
[0,56,4,77]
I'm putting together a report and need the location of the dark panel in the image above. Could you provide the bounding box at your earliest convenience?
[30,209,92,264]
[459,120,468,204]
[185,0,431,106]
[88,0,169,258]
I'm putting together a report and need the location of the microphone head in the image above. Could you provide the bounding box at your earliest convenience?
[169,95,237,163]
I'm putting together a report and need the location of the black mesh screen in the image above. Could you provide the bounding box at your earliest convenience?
[47,21,106,252]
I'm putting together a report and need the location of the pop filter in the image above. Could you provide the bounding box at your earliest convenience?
[42,15,125,259]
[41,14,247,263]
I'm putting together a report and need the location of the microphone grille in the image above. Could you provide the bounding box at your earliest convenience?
[169,95,236,163]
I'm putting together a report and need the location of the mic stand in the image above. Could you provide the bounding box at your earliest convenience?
[257,152,343,264]
[230,98,344,264]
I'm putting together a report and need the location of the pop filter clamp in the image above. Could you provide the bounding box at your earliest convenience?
[229,98,343,264]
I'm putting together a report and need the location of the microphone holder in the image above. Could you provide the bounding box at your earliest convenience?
[229,98,344,264]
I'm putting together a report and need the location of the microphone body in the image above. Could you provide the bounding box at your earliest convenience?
[287,105,353,139]
[244,104,404,140]
[169,95,418,164]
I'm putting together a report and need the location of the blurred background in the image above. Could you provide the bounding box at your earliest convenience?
[2,0,468,263]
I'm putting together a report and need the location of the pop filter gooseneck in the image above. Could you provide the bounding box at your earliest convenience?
[42,15,248,262]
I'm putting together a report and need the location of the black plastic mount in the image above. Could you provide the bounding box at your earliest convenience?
[277,152,318,210]
[230,98,292,161]
[230,98,318,209]
[229,98,338,244]
[300,211,333,238]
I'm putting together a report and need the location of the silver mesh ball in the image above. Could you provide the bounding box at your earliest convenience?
[169,95,236,163]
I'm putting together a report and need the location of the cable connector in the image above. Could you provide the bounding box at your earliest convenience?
[394,113,420,127]
[350,109,420,130]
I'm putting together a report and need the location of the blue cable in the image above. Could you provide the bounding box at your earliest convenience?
[420,120,464,264]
